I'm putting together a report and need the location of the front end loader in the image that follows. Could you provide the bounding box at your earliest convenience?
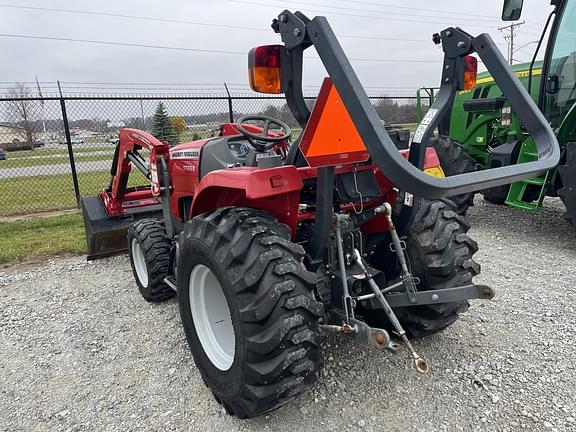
[82,10,559,418]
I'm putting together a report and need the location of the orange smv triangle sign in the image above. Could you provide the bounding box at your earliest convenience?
[299,77,369,168]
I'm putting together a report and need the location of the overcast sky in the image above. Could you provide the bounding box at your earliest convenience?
[1,0,551,94]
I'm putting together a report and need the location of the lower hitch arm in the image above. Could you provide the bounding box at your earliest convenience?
[375,203,419,303]
[334,213,355,322]
[354,248,429,374]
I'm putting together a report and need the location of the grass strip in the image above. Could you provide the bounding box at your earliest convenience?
[0,212,86,264]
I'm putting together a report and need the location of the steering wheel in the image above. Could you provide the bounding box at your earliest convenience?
[235,115,292,152]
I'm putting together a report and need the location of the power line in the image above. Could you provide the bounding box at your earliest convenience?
[0,33,441,63]
[319,0,503,20]
[0,3,266,32]
[269,0,501,23]
[512,57,532,64]
[0,81,57,84]
[524,21,545,29]
[0,3,437,45]
[522,26,545,36]
[337,0,546,34]
[0,33,248,55]
[0,2,507,49]
[228,0,496,28]
[513,40,540,53]
[337,34,429,43]
[514,47,535,56]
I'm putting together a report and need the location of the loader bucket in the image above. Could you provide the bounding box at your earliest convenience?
[81,195,163,260]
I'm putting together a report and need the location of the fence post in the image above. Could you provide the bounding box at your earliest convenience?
[140,100,146,130]
[58,81,81,209]
[224,83,234,123]
[429,88,436,107]
[416,89,422,122]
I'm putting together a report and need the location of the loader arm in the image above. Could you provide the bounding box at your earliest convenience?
[273,11,560,199]
[103,129,170,217]
[83,129,171,259]
[109,129,169,202]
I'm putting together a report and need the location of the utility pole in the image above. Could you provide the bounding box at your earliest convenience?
[498,21,525,65]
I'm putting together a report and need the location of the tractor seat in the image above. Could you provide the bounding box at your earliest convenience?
[198,135,251,179]
[284,135,308,167]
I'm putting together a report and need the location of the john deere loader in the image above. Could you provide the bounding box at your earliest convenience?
[421,0,576,222]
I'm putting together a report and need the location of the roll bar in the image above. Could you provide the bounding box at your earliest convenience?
[273,11,560,199]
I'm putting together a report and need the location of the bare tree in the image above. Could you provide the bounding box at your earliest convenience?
[5,83,37,144]
[373,97,418,124]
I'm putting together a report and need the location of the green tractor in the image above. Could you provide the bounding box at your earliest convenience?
[419,0,576,224]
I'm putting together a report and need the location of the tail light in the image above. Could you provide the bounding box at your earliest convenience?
[248,45,283,94]
[462,55,478,90]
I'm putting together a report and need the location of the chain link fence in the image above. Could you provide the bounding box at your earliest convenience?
[0,90,429,216]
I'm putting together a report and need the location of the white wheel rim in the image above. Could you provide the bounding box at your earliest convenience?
[189,264,235,371]
[131,239,149,288]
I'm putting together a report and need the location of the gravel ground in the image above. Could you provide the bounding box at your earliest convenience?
[1,196,575,432]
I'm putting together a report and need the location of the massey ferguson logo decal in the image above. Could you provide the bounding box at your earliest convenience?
[170,150,200,159]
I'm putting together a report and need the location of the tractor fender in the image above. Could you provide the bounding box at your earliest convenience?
[189,165,303,233]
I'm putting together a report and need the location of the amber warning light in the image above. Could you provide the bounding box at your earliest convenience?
[248,45,283,94]
[462,55,478,90]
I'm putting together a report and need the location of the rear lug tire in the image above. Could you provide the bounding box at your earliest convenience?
[365,199,480,338]
[177,207,323,418]
[429,135,476,215]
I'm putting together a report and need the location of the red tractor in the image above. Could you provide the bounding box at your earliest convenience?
[82,11,559,418]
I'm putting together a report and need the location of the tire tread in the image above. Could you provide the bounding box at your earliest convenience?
[178,207,323,418]
[128,219,174,302]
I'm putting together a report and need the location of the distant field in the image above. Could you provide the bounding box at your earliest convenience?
[0,125,421,217]
[0,153,114,169]
[6,145,115,159]
[0,170,148,215]
[390,123,418,133]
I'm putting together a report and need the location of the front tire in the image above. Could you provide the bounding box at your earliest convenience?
[127,219,174,302]
[177,207,323,418]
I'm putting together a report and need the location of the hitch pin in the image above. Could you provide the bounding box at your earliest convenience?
[320,323,357,334]
[353,248,429,374]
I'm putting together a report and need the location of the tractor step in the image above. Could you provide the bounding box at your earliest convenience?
[522,178,546,186]
[504,138,550,211]
[81,195,163,260]
[505,173,550,211]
